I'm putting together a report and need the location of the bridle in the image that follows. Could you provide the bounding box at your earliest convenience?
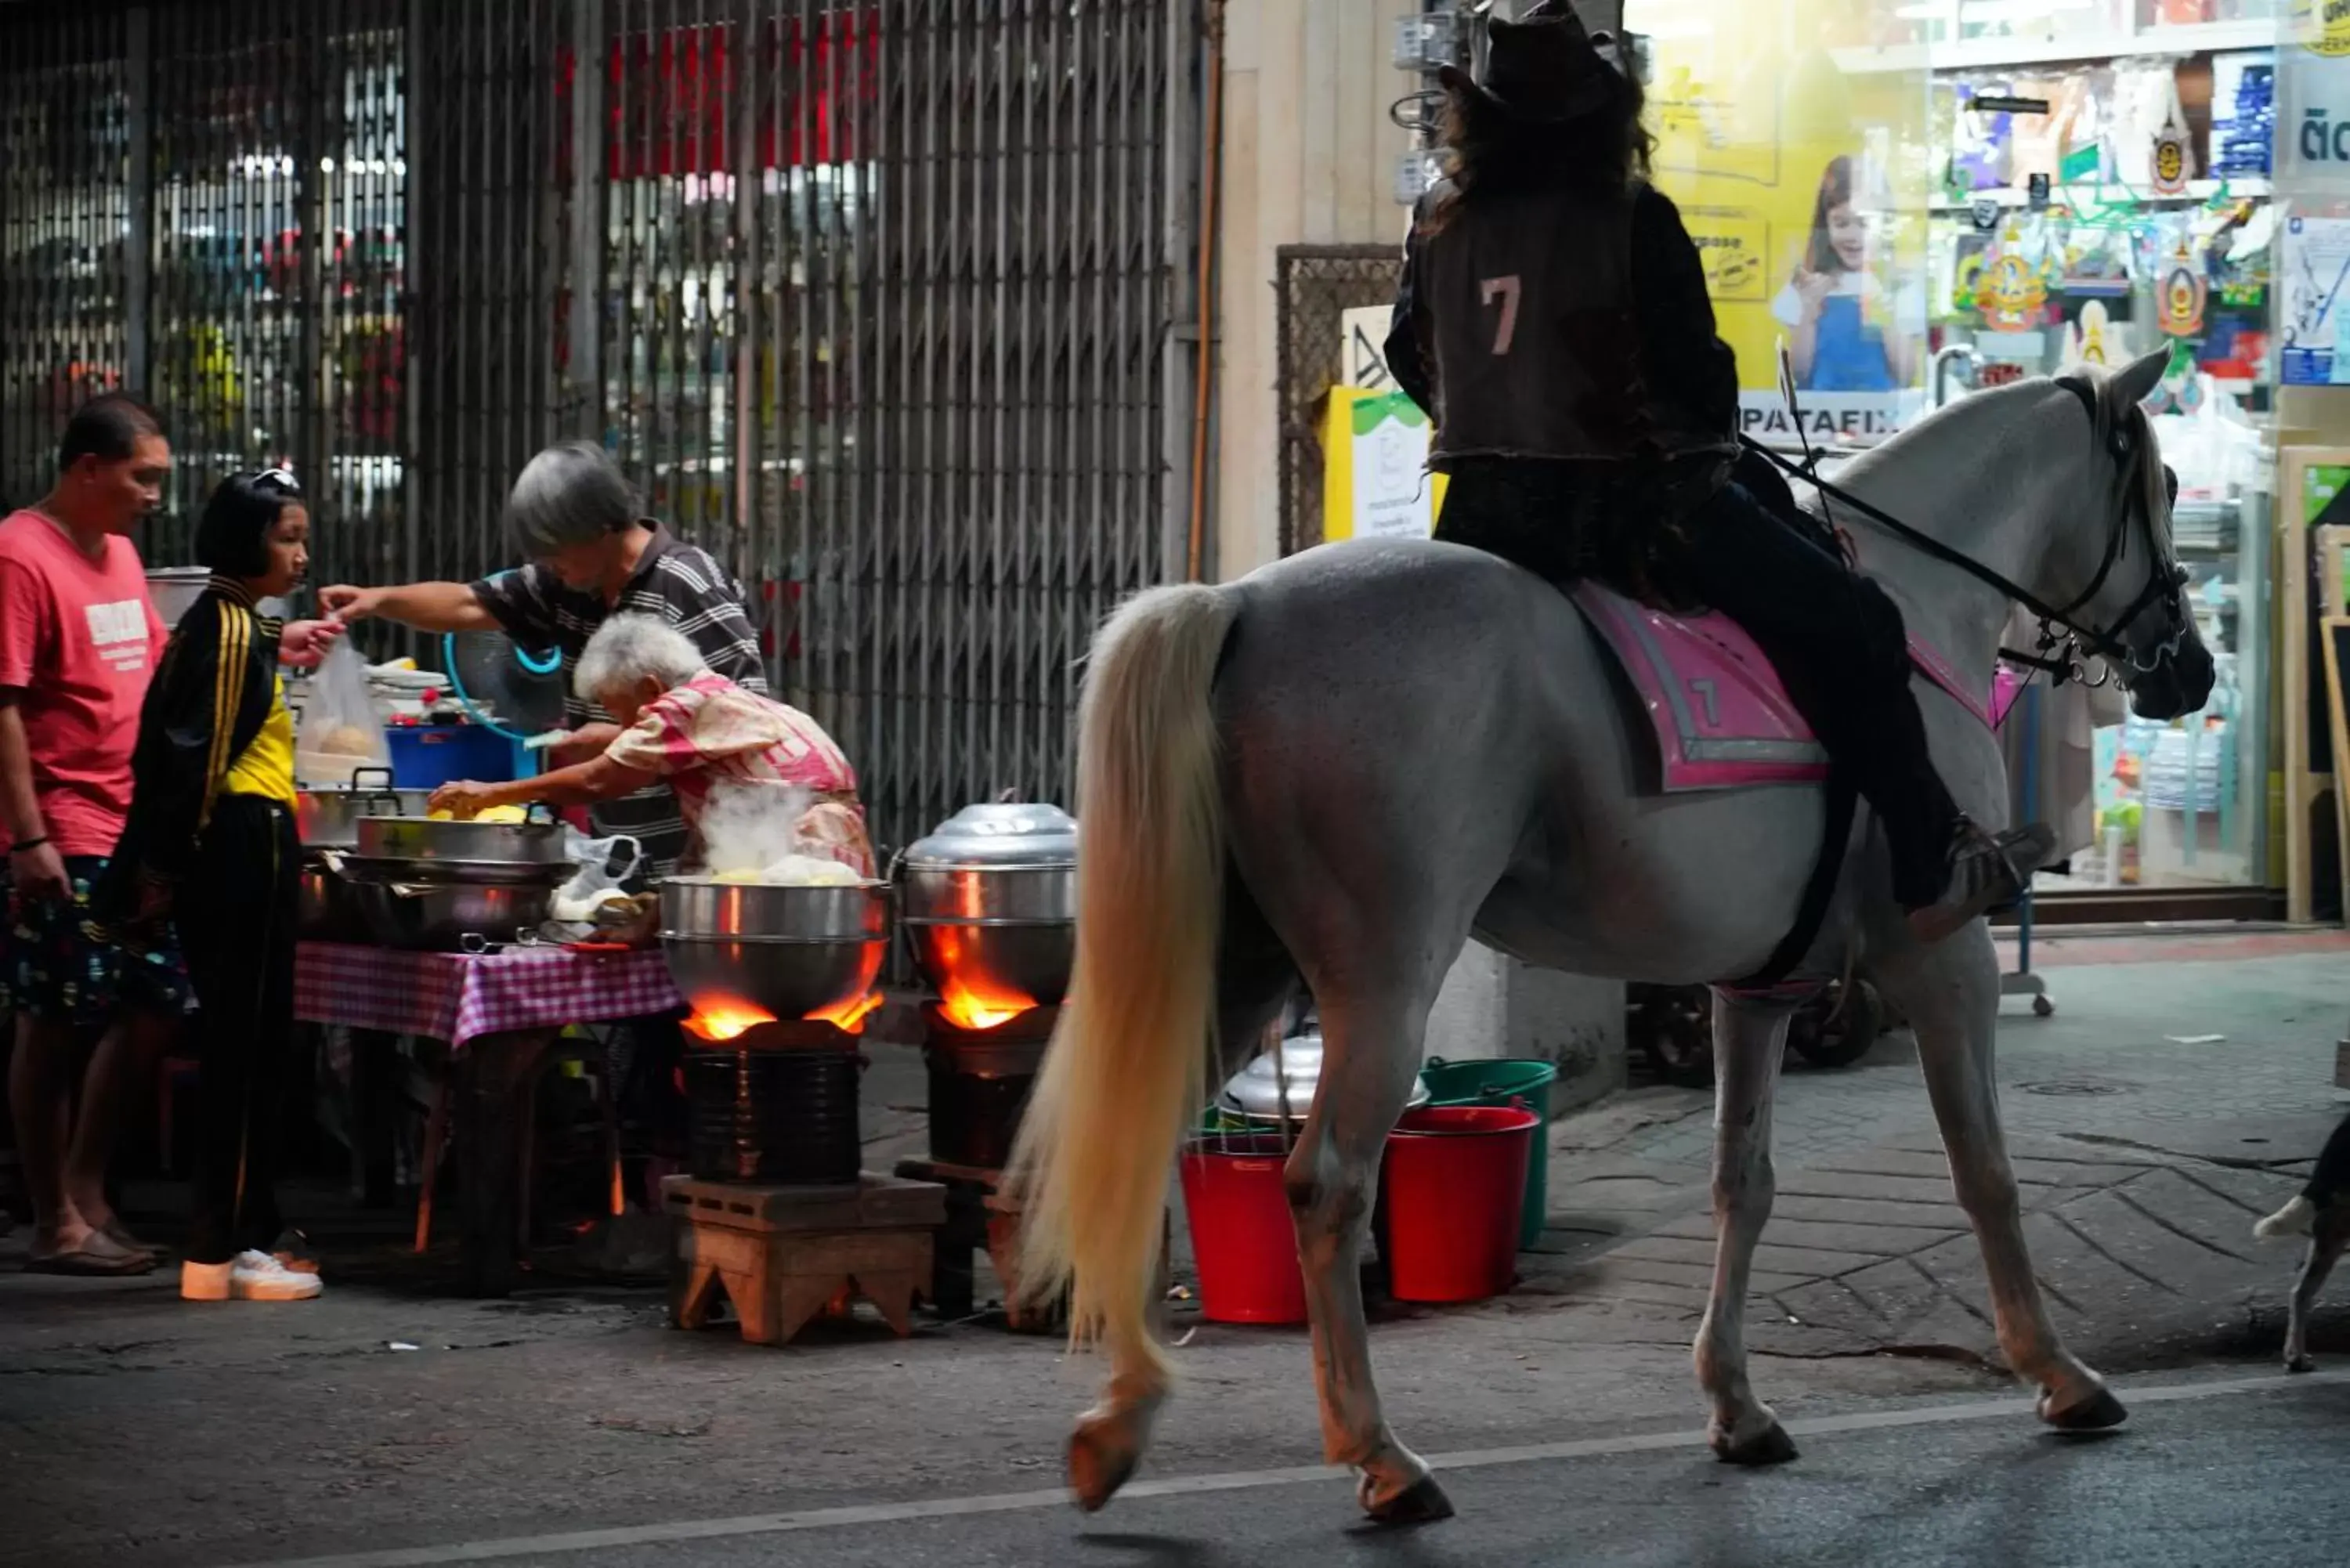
[1739,374,2189,690]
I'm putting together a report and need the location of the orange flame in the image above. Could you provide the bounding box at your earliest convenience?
[809,989,884,1035]
[682,997,778,1043]
[937,973,1038,1032]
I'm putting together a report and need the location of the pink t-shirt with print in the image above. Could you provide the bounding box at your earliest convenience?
[0,508,167,857]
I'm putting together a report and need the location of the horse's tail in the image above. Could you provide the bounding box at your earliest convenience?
[1009,583,1238,1376]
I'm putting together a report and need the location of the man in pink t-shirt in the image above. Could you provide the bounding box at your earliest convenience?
[0,395,190,1275]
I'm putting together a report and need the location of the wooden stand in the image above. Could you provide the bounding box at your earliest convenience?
[893,1157,1063,1333]
[664,1172,945,1345]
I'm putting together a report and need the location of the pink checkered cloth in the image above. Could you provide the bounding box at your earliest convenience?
[293,942,683,1050]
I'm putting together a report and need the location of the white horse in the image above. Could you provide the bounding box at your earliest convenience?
[1008,349,2212,1524]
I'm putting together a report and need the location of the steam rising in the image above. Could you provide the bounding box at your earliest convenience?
[698,780,814,877]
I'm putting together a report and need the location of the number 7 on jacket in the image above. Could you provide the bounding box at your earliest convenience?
[1480,275,1521,356]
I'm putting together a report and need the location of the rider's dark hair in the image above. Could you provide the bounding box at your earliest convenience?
[1423,67,1651,234]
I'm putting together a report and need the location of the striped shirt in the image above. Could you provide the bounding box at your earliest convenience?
[468,526,765,875]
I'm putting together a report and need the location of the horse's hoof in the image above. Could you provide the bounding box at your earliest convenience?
[2287,1354,2316,1375]
[2041,1386,2128,1432]
[1067,1425,1139,1513]
[1364,1474,1455,1526]
[1713,1422,1799,1467]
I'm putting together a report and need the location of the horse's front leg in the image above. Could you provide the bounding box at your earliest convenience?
[1695,992,1800,1464]
[1878,926,2124,1429]
[1287,996,1452,1524]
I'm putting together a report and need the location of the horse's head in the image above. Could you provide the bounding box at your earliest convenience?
[2029,349,2214,722]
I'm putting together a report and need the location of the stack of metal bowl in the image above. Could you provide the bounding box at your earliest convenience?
[333,815,573,951]
[658,876,892,1024]
[895,802,1077,1010]
[293,766,436,941]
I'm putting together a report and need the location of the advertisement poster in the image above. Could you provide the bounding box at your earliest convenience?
[1321,388,1445,544]
[1642,0,1931,447]
[2280,211,2350,385]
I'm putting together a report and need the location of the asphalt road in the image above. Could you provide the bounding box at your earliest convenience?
[213,1371,2350,1568]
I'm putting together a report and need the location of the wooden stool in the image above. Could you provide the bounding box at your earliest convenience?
[663,1172,945,1345]
[894,1157,1064,1333]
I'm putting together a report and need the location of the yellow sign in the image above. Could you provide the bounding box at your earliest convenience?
[1321,387,1445,544]
[2313,0,2350,56]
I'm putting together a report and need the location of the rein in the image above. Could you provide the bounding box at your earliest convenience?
[1737,375,2184,688]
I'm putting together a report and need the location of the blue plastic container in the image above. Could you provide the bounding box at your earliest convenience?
[384,724,515,787]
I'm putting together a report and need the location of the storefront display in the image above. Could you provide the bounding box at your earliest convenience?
[1644,0,2290,903]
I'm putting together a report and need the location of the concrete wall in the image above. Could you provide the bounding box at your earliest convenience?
[1214,0,1413,581]
[1425,944,1629,1115]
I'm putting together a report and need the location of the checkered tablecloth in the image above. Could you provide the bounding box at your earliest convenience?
[293,942,683,1050]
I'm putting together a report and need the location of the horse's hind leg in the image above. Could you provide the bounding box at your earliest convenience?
[1287,991,1453,1523]
[1695,992,1800,1464]
[1877,928,2123,1429]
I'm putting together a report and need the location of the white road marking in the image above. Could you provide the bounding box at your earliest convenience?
[225,1369,2345,1568]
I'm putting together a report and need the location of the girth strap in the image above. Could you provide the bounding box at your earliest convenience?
[1726,768,1858,992]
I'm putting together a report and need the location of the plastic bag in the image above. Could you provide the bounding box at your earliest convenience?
[295,639,389,783]
[548,831,645,927]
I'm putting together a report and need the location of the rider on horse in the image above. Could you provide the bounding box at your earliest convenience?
[1383,3,2055,946]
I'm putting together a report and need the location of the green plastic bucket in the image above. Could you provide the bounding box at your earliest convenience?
[1419,1057,1556,1249]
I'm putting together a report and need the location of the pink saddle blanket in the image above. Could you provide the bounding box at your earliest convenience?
[1568,583,2023,794]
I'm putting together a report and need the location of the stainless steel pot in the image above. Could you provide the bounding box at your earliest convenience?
[660,876,891,1021]
[295,854,369,941]
[1215,1032,1430,1125]
[356,814,566,866]
[896,802,1076,1006]
[338,854,573,889]
[347,876,560,952]
[294,766,433,848]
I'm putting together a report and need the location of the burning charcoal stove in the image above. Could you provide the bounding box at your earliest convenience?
[890,803,1077,1325]
[920,1001,1059,1169]
[659,876,891,1187]
[681,1020,864,1187]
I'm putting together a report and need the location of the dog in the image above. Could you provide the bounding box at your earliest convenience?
[2254,1110,2350,1373]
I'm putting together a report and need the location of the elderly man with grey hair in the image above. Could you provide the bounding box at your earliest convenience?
[427,615,873,880]
[320,441,765,876]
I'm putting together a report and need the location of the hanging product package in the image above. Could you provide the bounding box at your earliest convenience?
[295,639,391,784]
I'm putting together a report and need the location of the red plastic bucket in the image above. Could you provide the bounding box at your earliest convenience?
[1381,1104,1538,1303]
[1179,1134,1306,1324]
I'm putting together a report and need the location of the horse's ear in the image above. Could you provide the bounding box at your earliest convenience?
[2110,347,2169,410]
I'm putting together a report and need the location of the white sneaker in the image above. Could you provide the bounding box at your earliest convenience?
[180,1252,322,1302]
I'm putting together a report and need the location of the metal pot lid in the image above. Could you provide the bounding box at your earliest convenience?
[1215,1033,1430,1121]
[901,801,1077,869]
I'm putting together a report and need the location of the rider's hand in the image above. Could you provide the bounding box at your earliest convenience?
[317,584,383,623]
[7,840,69,903]
[278,618,345,669]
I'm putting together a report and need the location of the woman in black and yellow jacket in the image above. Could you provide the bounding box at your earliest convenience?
[91,470,342,1303]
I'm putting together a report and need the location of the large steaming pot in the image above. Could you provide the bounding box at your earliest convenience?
[660,877,891,1022]
[895,802,1076,1007]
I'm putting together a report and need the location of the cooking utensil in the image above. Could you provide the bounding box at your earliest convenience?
[896,801,1077,1006]
[295,853,369,941]
[335,854,573,888]
[355,812,566,866]
[294,766,432,848]
[348,876,559,952]
[659,876,891,1021]
[1215,1032,1430,1125]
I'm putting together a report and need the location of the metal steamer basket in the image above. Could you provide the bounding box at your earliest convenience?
[659,877,892,1024]
[354,814,568,868]
[895,802,1077,1008]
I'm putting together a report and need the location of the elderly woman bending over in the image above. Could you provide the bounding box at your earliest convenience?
[428,616,874,877]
